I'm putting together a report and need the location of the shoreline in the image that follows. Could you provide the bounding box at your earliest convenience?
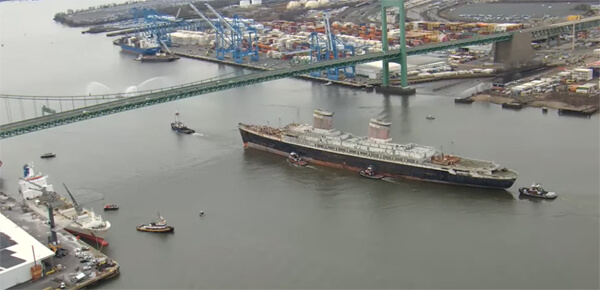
[469,93,600,113]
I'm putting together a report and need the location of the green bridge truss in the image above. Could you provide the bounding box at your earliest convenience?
[1,16,599,139]
[530,16,600,40]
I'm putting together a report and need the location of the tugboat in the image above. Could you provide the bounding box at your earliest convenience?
[519,183,557,199]
[359,165,385,180]
[171,111,195,134]
[136,212,174,233]
[104,204,119,211]
[426,115,435,120]
[287,152,308,166]
[40,153,56,159]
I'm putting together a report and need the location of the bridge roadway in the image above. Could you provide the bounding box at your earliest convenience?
[529,16,600,41]
[1,16,599,139]
[0,32,514,139]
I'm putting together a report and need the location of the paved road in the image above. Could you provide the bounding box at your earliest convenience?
[2,200,110,290]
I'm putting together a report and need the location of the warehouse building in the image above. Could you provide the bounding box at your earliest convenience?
[355,55,448,79]
[0,213,54,289]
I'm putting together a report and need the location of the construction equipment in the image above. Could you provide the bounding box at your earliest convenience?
[189,3,259,63]
[309,12,356,80]
[20,179,63,252]
[130,7,205,50]
[188,3,233,60]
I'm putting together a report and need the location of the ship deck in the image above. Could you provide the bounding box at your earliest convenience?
[241,123,517,178]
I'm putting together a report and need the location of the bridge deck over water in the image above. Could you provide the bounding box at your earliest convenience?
[1,16,599,139]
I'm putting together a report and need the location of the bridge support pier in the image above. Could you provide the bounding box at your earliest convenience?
[377,0,415,96]
[493,31,536,69]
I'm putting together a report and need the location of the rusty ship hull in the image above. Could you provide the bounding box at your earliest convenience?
[239,127,515,189]
[238,109,517,189]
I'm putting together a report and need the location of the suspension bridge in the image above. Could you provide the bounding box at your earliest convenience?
[1,16,599,139]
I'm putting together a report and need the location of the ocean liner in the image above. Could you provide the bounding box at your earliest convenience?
[238,109,518,189]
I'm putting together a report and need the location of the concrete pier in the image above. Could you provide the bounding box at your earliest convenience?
[374,86,417,95]
[1,193,119,290]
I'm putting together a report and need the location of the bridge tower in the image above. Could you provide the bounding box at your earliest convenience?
[377,0,415,95]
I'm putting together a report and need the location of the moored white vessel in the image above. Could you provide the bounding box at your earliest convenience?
[18,163,111,246]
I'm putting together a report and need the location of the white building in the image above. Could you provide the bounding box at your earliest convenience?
[356,61,402,79]
[0,213,54,290]
[251,0,262,4]
[573,68,593,82]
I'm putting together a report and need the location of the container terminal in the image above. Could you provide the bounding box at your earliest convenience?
[0,192,119,290]
[59,0,600,114]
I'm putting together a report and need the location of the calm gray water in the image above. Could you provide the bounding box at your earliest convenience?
[1,1,599,289]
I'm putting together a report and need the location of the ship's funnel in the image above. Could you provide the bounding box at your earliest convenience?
[313,109,334,130]
[368,118,392,142]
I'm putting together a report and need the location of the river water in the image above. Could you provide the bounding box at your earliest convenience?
[1,0,599,289]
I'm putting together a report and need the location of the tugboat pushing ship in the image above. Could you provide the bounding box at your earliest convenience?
[359,165,385,180]
[287,152,308,166]
[238,109,518,189]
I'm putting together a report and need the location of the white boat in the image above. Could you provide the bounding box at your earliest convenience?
[18,163,112,246]
[519,183,557,199]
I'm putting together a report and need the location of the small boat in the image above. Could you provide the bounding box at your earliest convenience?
[542,107,548,113]
[324,81,333,86]
[426,115,435,120]
[171,111,195,134]
[136,212,174,233]
[518,183,557,199]
[287,152,308,166]
[359,165,385,180]
[454,97,474,104]
[41,153,56,159]
[103,204,119,211]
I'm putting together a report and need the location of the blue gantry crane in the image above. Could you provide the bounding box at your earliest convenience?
[131,8,174,46]
[188,4,234,60]
[309,12,356,80]
[130,7,205,49]
[189,3,259,63]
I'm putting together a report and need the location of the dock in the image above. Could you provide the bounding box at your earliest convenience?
[454,96,475,104]
[502,102,524,110]
[1,193,119,290]
[558,105,599,117]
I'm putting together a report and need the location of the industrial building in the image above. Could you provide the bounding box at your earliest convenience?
[0,213,54,290]
[356,61,402,79]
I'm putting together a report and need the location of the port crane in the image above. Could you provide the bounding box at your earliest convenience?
[130,7,205,50]
[22,178,105,249]
[131,8,175,47]
[188,4,234,60]
[189,3,259,63]
[20,178,63,252]
[309,12,356,80]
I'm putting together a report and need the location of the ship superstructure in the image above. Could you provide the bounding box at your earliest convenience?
[18,163,111,246]
[239,110,518,189]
